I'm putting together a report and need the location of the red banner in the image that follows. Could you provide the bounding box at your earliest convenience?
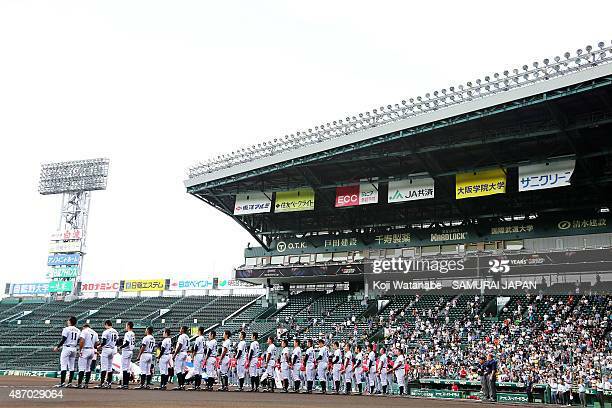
[335,185,359,207]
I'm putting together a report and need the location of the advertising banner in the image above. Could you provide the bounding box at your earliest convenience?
[122,279,166,292]
[169,279,233,290]
[80,281,120,292]
[47,253,80,266]
[50,229,83,241]
[358,181,378,205]
[47,266,79,279]
[233,192,272,215]
[10,283,49,296]
[236,263,365,279]
[388,177,435,203]
[274,188,315,213]
[48,280,74,293]
[456,168,506,199]
[48,240,82,253]
[518,159,575,192]
[335,185,359,207]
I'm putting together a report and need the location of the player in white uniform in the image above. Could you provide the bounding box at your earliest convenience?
[331,341,342,394]
[389,348,405,395]
[279,339,291,393]
[262,336,276,393]
[96,320,118,389]
[378,347,389,395]
[246,332,260,392]
[117,321,136,389]
[172,326,190,390]
[291,339,302,392]
[53,316,80,388]
[341,343,353,395]
[234,331,247,391]
[303,339,315,394]
[136,326,155,389]
[204,330,218,390]
[354,345,364,395]
[155,328,173,390]
[366,344,376,394]
[76,323,98,388]
[218,330,232,391]
[190,326,205,390]
[316,339,329,394]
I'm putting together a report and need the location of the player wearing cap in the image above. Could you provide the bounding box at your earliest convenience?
[291,339,302,392]
[136,326,155,390]
[378,347,389,395]
[190,326,205,391]
[279,339,291,393]
[53,316,80,388]
[172,326,190,390]
[303,339,315,394]
[262,336,276,393]
[117,321,136,389]
[354,345,364,395]
[246,332,260,392]
[341,343,353,395]
[155,328,173,390]
[316,339,329,394]
[76,323,98,388]
[218,330,232,391]
[366,344,376,395]
[331,341,342,394]
[95,320,118,389]
[204,330,218,390]
[389,348,405,395]
[234,331,247,391]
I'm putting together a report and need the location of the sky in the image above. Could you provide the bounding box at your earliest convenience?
[0,0,610,288]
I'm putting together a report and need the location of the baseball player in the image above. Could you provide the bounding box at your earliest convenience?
[389,348,405,395]
[331,341,342,394]
[246,332,260,392]
[366,344,376,394]
[354,344,364,395]
[341,343,353,395]
[117,321,136,389]
[303,339,315,394]
[155,328,173,390]
[204,330,218,390]
[95,320,118,389]
[136,326,155,389]
[191,326,205,390]
[279,339,291,393]
[291,339,302,392]
[76,323,98,388]
[234,331,247,391]
[172,326,190,390]
[218,330,231,391]
[53,316,80,388]
[315,339,329,394]
[262,336,276,393]
[378,347,389,395]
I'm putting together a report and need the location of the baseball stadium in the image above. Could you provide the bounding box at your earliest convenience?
[1,42,611,408]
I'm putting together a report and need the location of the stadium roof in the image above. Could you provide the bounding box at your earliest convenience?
[185,42,612,249]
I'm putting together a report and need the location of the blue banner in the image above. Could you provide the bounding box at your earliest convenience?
[47,253,80,266]
[11,283,49,295]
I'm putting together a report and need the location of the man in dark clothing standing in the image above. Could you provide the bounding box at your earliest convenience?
[477,356,489,401]
[485,354,498,402]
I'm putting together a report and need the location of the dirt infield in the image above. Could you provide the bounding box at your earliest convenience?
[0,376,528,408]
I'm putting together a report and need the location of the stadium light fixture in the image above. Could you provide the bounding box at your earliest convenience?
[39,158,110,195]
[187,41,612,179]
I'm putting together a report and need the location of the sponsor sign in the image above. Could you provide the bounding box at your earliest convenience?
[169,279,233,290]
[80,281,120,292]
[50,229,83,241]
[519,159,575,191]
[122,279,166,292]
[48,240,82,253]
[456,168,506,199]
[388,177,435,203]
[236,263,365,279]
[497,393,529,403]
[47,266,79,279]
[335,185,359,207]
[48,280,74,293]
[47,253,80,266]
[358,181,378,205]
[410,389,463,399]
[274,188,315,213]
[233,192,272,215]
[10,283,49,296]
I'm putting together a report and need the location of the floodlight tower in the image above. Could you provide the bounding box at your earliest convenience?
[39,158,110,296]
